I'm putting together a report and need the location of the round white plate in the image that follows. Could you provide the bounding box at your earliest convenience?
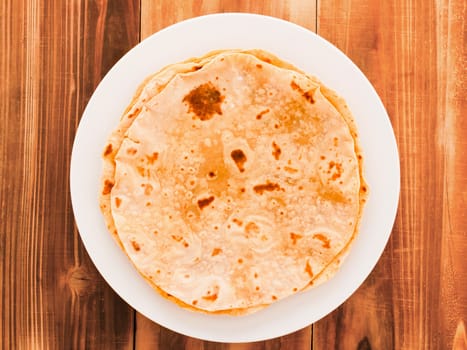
[70,13,399,342]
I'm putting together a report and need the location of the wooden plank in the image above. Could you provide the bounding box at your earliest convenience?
[136,0,316,349]
[0,0,140,349]
[134,312,311,350]
[436,1,467,348]
[314,0,466,349]
[140,0,316,40]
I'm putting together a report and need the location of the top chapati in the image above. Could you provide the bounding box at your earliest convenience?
[99,49,368,314]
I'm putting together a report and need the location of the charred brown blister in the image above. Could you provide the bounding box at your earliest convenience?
[183,82,224,120]
[230,149,247,172]
[197,196,215,210]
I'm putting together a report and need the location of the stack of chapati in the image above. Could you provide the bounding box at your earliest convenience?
[99,49,368,314]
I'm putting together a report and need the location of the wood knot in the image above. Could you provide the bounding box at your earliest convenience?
[357,336,372,350]
[67,266,95,296]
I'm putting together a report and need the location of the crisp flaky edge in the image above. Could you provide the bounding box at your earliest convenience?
[299,83,369,289]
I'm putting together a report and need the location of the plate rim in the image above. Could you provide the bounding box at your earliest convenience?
[70,12,400,342]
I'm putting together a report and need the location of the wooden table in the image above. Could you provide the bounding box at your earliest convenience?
[1,0,466,349]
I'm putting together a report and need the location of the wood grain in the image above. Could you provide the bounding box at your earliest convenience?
[135,309,311,350]
[0,0,139,349]
[140,0,316,40]
[1,0,465,349]
[315,0,466,349]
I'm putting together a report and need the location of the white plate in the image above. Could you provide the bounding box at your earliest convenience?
[70,13,399,342]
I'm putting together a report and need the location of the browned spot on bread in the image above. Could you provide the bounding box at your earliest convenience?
[146,152,158,164]
[313,233,331,248]
[233,218,243,226]
[127,148,137,155]
[245,222,260,234]
[202,286,219,301]
[231,149,247,172]
[290,81,300,91]
[256,64,262,68]
[202,293,218,301]
[211,248,222,256]
[256,108,269,120]
[263,57,271,63]
[192,300,198,305]
[290,232,303,245]
[183,82,224,120]
[102,180,114,195]
[136,166,146,177]
[127,107,141,119]
[171,235,183,242]
[320,188,348,204]
[305,261,314,278]
[192,65,202,71]
[303,90,315,103]
[272,295,277,300]
[253,181,283,195]
[183,241,189,248]
[320,155,326,160]
[284,166,298,173]
[197,196,215,210]
[328,161,343,181]
[240,187,246,193]
[131,240,140,251]
[272,141,281,160]
[144,184,153,195]
[333,137,339,146]
[361,185,367,193]
[115,197,121,208]
[290,81,315,103]
[293,287,298,292]
[103,144,113,156]
[144,184,154,196]
[237,258,243,264]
